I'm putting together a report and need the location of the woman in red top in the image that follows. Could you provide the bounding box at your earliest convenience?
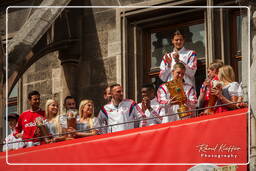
[198,60,223,114]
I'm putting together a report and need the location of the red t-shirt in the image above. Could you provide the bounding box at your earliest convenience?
[14,109,45,142]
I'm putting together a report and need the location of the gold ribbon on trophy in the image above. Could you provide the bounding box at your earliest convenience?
[166,78,191,118]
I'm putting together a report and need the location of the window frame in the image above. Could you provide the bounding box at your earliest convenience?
[143,18,206,94]
[229,9,246,82]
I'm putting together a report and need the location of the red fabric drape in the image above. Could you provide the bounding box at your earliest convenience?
[0,108,248,171]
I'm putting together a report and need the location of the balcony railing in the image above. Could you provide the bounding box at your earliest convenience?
[1,101,249,148]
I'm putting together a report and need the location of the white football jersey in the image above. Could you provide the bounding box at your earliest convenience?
[137,97,164,127]
[157,82,197,123]
[98,99,143,133]
[159,47,197,87]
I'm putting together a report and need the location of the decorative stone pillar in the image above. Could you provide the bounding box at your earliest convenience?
[250,9,256,171]
[58,50,80,104]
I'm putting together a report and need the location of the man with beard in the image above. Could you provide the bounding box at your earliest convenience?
[14,90,45,147]
[98,84,143,133]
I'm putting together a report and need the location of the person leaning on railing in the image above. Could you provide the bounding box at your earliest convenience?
[2,113,25,151]
[157,63,197,122]
[13,91,45,147]
[98,84,144,133]
[210,65,247,113]
[197,59,223,115]
[137,84,164,127]
[44,99,66,142]
[73,100,100,137]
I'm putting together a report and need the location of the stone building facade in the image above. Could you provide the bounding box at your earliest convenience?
[0,0,256,169]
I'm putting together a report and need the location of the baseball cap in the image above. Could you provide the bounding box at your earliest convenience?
[5,113,19,120]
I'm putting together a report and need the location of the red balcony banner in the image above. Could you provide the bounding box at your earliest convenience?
[0,108,248,171]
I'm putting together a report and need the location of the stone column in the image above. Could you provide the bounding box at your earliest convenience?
[58,50,80,107]
[250,9,256,171]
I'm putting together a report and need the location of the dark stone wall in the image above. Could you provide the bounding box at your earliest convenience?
[22,51,62,112]
[77,7,118,112]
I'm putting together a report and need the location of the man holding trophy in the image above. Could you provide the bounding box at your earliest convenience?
[157,63,197,122]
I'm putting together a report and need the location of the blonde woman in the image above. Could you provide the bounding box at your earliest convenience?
[75,100,100,137]
[45,99,66,142]
[211,65,247,112]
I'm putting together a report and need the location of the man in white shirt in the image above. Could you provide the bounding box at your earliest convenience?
[159,30,197,87]
[157,63,197,123]
[98,84,143,133]
[137,84,164,127]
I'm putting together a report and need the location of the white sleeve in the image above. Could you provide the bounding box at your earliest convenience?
[180,51,197,79]
[228,82,240,97]
[93,117,100,128]
[132,102,144,120]
[150,105,164,124]
[237,83,244,97]
[157,85,169,104]
[93,117,101,134]
[186,86,197,109]
[160,106,169,123]
[97,109,108,134]
[159,53,173,82]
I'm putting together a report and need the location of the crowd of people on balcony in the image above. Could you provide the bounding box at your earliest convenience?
[2,30,247,152]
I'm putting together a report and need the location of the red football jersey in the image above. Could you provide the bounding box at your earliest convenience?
[14,109,45,142]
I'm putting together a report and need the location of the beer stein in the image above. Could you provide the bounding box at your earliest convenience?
[166,79,191,118]
[66,109,78,140]
[205,80,224,115]
[35,116,51,143]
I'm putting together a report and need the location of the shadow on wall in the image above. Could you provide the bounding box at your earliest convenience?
[76,3,115,114]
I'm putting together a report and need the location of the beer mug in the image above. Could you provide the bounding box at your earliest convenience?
[205,80,224,114]
[35,116,51,143]
[66,109,78,129]
[66,109,78,140]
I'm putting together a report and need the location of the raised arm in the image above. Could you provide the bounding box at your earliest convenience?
[159,53,173,82]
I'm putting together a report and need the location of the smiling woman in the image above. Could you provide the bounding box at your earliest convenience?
[74,99,100,138]
[45,99,66,142]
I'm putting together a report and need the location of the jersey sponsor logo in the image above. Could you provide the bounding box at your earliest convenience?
[24,119,47,128]
[24,122,36,128]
